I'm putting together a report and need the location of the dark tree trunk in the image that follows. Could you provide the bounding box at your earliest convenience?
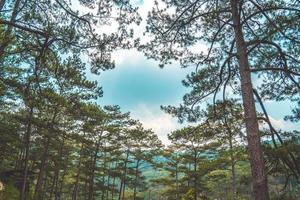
[88,138,101,200]
[175,163,179,199]
[106,163,111,200]
[50,134,66,200]
[34,111,58,200]
[33,137,51,200]
[57,170,66,200]
[101,145,107,200]
[72,137,85,200]
[20,107,33,200]
[49,172,57,200]
[112,175,116,200]
[133,159,140,200]
[229,135,237,195]
[230,1,269,199]
[224,118,237,194]
[193,151,197,200]
[118,150,129,200]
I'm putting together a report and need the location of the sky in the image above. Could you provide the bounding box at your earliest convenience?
[95,49,191,144]
[84,0,298,144]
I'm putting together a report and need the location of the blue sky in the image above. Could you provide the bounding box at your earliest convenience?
[97,51,190,110]
[86,0,298,144]
[93,50,191,144]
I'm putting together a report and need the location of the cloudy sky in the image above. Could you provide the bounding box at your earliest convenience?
[97,49,192,144]
[85,0,298,144]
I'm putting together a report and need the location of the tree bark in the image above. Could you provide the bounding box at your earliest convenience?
[230,1,269,199]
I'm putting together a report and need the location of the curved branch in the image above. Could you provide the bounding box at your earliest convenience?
[241,6,300,26]
[253,89,300,179]
[251,67,300,76]
[0,19,48,37]
[248,0,300,44]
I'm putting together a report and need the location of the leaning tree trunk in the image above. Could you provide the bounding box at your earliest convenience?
[230,1,269,199]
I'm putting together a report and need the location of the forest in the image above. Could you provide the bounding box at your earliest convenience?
[0,0,300,199]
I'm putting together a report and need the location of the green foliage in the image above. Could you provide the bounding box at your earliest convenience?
[181,189,195,200]
[0,182,19,200]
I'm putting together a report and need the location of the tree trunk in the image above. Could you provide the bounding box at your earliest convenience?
[118,150,129,200]
[230,142,237,195]
[187,163,191,188]
[50,133,66,200]
[20,106,33,200]
[106,163,111,200]
[72,135,85,200]
[101,145,107,200]
[193,151,197,200]
[133,159,140,200]
[112,173,116,200]
[225,117,237,194]
[34,111,58,200]
[230,1,269,199]
[33,136,51,200]
[57,170,66,200]
[229,136,237,195]
[175,163,179,199]
[49,172,57,200]
[88,138,101,200]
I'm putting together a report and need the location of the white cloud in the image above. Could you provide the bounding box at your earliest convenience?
[112,49,149,66]
[268,116,297,131]
[130,103,183,145]
[261,115,298,132]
